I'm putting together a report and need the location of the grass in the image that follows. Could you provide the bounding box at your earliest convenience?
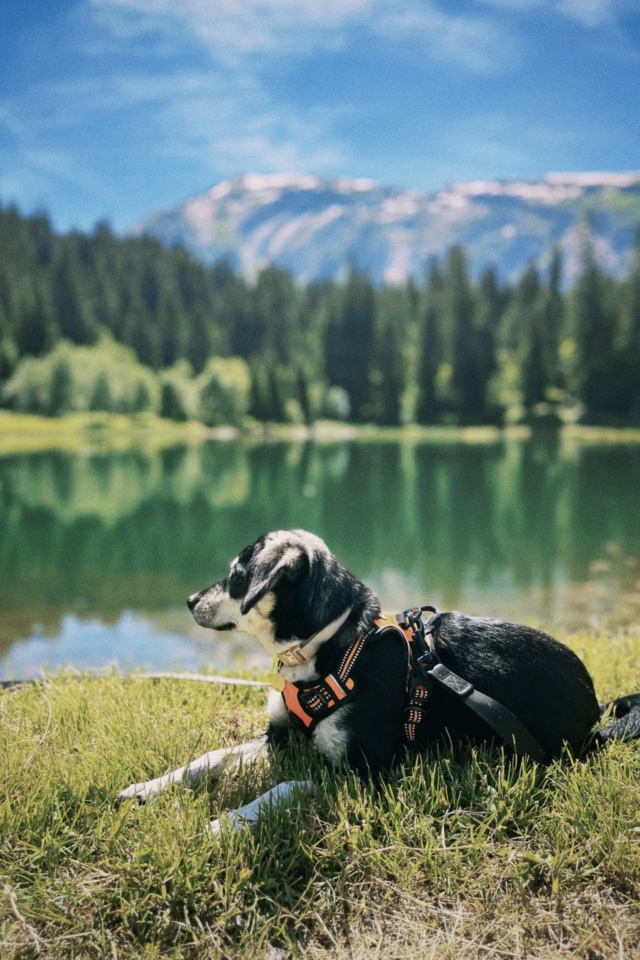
[0,411,213,456]
[1,628,640,959]
[2,409,640,459]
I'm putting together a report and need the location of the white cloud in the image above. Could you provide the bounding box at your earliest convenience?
[374,2,519,74]
[88,0,371,62]
[88,0,517,70]
[558,0,618,27]
[153,71,347,174]
[478,0,629,28]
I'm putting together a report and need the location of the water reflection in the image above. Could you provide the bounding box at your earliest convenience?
[1,436,639,676]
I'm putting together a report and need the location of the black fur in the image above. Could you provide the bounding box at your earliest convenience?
[189,530,640,780]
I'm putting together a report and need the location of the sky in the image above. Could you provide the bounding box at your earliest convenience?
[0,0,639,234]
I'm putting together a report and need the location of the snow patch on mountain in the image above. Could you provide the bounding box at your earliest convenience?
[130,171,640,286]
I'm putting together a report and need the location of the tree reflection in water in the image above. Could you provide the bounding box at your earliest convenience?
[1,436,639,675]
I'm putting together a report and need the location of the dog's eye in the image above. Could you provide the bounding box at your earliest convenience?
[228,566,246,599]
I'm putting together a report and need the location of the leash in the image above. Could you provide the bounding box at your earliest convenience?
[274,605,547,762]
[0,671,270,690]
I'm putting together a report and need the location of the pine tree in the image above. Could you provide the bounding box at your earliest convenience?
[48,356,73,415]
[267,365,288,422]
[89,370,113,412]
[521,249,564,417]
[617,228,640,418]
[296,367,313,424]
[445,246,492,421]
[254,266,299,363]
[249,361,272,421]
[416,260,444,423]
[53,252,93,344]
[324,268,376,422]
[160,379,187,420]
[542,246,564,389]
[0,335,17,381]
[132,380,152,413]
[572,228,618,416]
[15,285,55,357]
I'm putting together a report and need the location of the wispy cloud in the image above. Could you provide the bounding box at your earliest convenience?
[87,0,370,62]
[87,0,517,69]
[81,0,519,168]
[69,0,521,195]
[478,0,631,28]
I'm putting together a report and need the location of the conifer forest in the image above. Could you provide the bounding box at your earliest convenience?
[1,204,639,427]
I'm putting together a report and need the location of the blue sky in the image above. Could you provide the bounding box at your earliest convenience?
[1,0,639,233]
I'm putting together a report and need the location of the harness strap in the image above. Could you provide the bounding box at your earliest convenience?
[279,626,372,732]
[374,607,440,743]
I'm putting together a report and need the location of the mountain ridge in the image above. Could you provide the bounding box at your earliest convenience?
[130,171,640,286]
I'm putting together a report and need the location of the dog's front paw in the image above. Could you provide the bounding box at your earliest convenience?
[206,780,315,835]
[117,775,169,803]
[206,814,235,835]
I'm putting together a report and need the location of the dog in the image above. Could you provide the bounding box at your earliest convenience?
[118,530,640,827]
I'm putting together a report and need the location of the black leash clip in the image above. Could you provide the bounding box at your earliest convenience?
[402,605,442,680]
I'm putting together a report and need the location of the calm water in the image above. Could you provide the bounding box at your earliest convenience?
[1,436,639,679]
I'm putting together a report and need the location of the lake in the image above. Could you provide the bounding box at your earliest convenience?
[1,434,639,680]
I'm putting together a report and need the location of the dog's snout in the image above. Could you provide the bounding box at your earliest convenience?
[187,591,202,611]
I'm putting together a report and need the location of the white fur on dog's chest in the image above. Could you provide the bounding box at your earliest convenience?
[267,657,352,765]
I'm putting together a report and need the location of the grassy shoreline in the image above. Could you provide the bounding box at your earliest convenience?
[1,628,639,959]
[2,409,640,457]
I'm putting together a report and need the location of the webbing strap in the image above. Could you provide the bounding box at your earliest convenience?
[428,662,547,762]
[279,628,370,732]
[373,610,436,743]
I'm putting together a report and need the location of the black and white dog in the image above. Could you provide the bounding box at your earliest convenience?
[119,530,640,826]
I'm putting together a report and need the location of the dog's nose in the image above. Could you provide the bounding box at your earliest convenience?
[187,592,201,611]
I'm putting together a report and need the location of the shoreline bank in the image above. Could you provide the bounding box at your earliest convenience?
[2,409,640,457]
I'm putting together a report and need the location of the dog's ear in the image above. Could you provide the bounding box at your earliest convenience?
[241,540,307,615]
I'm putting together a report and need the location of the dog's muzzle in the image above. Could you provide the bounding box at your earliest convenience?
[187,591,204,611]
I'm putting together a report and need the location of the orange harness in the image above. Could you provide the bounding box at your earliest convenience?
[273,607,442,740]
[274,606,548,761]
[276,627,369,732]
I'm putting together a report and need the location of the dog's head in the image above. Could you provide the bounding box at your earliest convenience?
[187,530,371,655]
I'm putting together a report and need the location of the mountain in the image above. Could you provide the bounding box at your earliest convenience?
[130,171,640,286]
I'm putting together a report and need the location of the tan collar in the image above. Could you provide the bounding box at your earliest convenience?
[277,608,352,666]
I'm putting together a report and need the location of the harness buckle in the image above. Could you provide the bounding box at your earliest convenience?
[400,605,442,682]
[415,647,439,672]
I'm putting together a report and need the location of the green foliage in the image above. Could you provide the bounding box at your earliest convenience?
[0,335,18,381]
[366,284,415,426]
[416,260,445,423]
[248,357,320,424]
[48,355,73,415]
[324,269,377,422]
[2,338,160,415]
[570,231,621,417]
[159,361,199,422]
[197,356,251,427]
[1,202,640,426]
[322,384,351,420]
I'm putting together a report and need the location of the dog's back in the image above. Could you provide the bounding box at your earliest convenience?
[420,613,601,759]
